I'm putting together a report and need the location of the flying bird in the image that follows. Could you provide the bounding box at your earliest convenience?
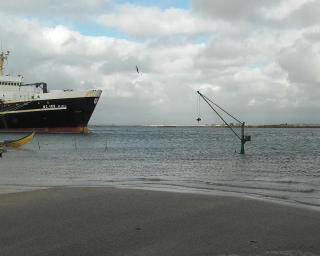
[136,65,139,74]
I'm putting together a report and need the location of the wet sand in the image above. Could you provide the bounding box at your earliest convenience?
[0,187,320,256]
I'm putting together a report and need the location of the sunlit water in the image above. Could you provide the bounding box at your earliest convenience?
[1,126,320,208]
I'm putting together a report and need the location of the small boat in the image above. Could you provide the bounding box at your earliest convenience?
[2,132,35,148]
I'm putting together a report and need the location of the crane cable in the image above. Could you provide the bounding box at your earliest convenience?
[196,94,201,124]
[197,91,242,141]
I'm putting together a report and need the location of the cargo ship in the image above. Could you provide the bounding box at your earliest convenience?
[0,51,102,133]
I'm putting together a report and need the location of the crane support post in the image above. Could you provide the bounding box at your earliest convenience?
[240,122,245,154]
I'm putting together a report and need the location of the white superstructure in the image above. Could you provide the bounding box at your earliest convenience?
[0,51,101,103]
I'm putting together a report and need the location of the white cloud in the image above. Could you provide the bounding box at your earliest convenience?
[98,4,214,38]
[0,0,110,19]
[264,0,314,21]
[192,0,278,21]
[1,1,320,125]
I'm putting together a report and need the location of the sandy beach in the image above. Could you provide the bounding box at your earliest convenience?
[0,187,320,256]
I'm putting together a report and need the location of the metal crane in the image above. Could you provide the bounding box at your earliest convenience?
[197,91,251,154]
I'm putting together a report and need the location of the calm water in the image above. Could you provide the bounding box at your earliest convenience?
[1,126,320,208]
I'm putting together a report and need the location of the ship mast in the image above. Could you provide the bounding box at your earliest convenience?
[0,51,10,76]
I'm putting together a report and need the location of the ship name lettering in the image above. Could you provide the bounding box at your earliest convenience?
[42,104,67,109]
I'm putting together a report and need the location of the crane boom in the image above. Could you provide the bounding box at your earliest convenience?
[196,91,251,154]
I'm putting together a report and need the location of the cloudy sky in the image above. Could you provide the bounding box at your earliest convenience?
[1,0,320,125]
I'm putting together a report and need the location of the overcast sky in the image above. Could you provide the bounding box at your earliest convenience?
[1,0,320,125]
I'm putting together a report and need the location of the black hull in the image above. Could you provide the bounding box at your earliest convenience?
[0,97,99,133]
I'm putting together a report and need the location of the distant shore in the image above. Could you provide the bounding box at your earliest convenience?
[90,124,320,128]
[1,187,320,255]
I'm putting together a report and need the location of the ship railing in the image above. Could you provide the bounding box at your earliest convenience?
[0,100,32,117]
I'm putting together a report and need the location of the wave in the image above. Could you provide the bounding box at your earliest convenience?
[197,180,316,194]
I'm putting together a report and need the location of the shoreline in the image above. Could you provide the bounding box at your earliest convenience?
[1,183,320,213]
[1,186,320,255]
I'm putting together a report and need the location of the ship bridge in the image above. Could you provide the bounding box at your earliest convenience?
[0,51,45,102]
[0,75,23,85]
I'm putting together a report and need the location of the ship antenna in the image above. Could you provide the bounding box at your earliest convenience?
[0,50,9,76]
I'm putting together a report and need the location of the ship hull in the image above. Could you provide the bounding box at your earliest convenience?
[0,95,100,133]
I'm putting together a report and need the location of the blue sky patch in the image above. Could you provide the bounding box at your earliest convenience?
[113,0,191,10]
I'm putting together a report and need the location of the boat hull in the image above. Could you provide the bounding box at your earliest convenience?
[0,95,100,134]
[4,132,35,147]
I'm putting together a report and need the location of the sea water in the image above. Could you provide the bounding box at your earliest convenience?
[0,126,320,208]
